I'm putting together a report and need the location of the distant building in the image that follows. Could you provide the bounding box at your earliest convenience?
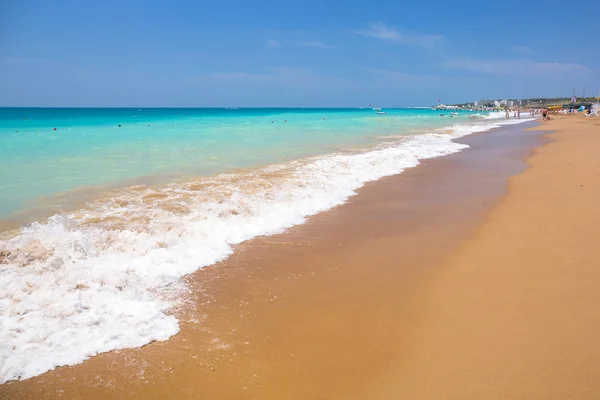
[472,100,495,108]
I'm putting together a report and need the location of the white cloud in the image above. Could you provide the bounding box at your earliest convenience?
[354,22,401,40]
[267,39,280,48]
[353,22,444,48]
[296,41,332,49]
[443,58,589,77]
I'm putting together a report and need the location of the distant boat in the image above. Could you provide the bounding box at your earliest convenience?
[376,111,387,115]
[451,112,459,116]
[372,108,381,111]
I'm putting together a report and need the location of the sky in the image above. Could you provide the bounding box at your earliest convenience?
[0,0,598,107]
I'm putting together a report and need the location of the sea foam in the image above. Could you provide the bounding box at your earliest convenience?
[0,117,531,383]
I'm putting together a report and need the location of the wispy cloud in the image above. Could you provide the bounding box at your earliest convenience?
[296,40,332,49]
[207,67,316,83]
[443,58,589,77]
[507,45,536,56]
[267,39,280,48]
[353,22,444,48]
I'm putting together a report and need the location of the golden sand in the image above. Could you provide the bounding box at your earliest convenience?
[372,116,600,399]
[3,116,599,399]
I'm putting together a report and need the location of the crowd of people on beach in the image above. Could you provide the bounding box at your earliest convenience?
[506,103,600,121]
[505,107,553,121]
[505,108,522,119]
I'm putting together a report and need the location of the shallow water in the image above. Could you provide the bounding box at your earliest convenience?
[0,107,530,383]
[1,107,490,218]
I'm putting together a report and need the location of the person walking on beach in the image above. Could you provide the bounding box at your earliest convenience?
[505,108,510,119]
[542,107,548,121]
[517,108,521,119]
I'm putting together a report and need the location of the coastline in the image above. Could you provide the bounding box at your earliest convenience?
[374,115,600,399]
[0,108,495,222]
[0,111,502,229]
[0,114,523,384]
[2,1,598,397]
[1,119,562,399]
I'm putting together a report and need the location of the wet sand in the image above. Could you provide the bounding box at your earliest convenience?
[4,117,598,399]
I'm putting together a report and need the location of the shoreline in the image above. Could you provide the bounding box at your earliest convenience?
[1,117,530,384]
[0,112,507,228]
[374,115,600,399]
[1,120,552,398]
[0,108,496,223]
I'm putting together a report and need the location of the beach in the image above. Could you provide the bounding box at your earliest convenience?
[0,108,516,383]
[2,0,598,395]
[2,114,600,399]
[383,115,600,399]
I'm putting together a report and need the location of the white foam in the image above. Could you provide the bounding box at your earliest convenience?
[0,118,532,383]
[484,111,507,119]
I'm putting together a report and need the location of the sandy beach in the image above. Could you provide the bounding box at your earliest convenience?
[381,115,600,399]
[2,115,599,399]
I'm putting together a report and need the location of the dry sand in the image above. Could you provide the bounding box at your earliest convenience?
[2,116,599,399]
[375,115,600,399]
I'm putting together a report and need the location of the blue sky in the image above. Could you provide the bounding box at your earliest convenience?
[0,0,597,107]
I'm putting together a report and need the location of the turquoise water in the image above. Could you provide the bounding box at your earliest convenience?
[2,107,529,383]
[0,107,474,218]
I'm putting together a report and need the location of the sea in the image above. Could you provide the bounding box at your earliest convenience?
[0,107,532,382]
